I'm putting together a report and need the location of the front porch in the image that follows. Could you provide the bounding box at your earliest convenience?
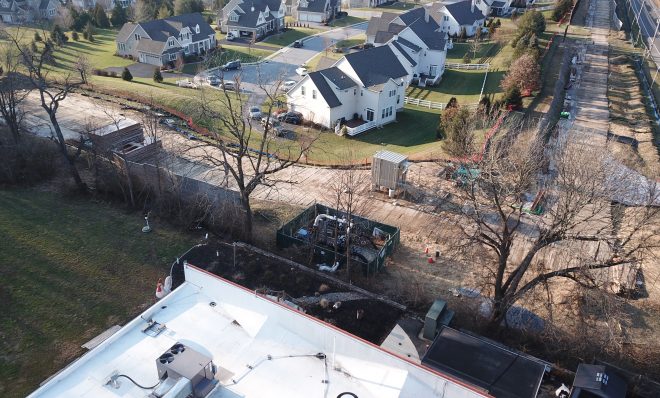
[335,118,377,136]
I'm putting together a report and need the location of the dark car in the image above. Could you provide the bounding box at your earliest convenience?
[222,60,241,71]
[277,111,303,124]
[293,40,303,48]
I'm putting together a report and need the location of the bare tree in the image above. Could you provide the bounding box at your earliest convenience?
[189,70,316,242]
[74,54,91,84]
[8,28,87,190]
[326,160,372,280]
[0,42,29,144]
[449,124,660,328]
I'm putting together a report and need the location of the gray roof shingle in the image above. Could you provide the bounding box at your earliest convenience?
[444,0,486,25]
[224,0,282,28]
[391,40,417,67]
[307,71,342,108]
[319,67,357,90]
[297,0,328,13]
[343,46,408,88]
[396,36,421,52]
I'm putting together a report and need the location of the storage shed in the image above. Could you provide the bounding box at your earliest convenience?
[371,150,409,193]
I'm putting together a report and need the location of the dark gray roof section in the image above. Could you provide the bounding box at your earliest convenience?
[396,36,421,52]
[570,364,627,398]
[298,0,328,13]
[396,6,425,25]
[319,67,357,90]
[136,39,166,55]
[444,0,486,25]
[423,327,548,398]
[491,0,506,6]
[374,31,394,44]
[138,13,214,43]
[391,41,417,67]
[344,45,408,88]
[408,18,447,50]
[307,71,342,108]
[225,0,280,28]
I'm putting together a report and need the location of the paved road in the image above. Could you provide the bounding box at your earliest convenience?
[206,22,368,95]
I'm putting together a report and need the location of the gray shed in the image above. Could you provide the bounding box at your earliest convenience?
[372,150,409,192]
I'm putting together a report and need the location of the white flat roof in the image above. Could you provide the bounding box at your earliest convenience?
[29,264,491,398]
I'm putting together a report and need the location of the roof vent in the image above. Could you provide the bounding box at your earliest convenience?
[159,352,175,364]
[170,343,186,355]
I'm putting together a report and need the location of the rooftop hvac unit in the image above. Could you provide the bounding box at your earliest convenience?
[151,342,218,398]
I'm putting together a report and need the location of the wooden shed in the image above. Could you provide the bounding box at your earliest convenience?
[371,150,409,192]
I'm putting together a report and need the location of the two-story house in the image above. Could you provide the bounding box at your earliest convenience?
[218,0,285,40]
[286,45,409,132]
[427,0,487,37]
[0,0,60,23]
[296,0,339,23]
[115,13,216,67]
[366,7,448,87]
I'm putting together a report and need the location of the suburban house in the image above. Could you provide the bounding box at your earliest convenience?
[0,0,60,23]
[115,13,216,67]
[427,0,487,36]
[366,7,449,87]
[341,0,388,8]
[218,0,285,40]
[287,45,409,133]
[295,0,340,23]
[489,0,512,15]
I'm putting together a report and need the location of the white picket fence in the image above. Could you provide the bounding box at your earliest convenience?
[445,62,490,70]
[346,121,376,136]
[404,97,480,110]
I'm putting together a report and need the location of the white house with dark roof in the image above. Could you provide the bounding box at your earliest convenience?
[426,0,487,36]
[287,45,409,132]
[115,13,216,67]
[366,7,448,87]
[0,0,60,23]
[218,0,285,39]
[295,0,339,23]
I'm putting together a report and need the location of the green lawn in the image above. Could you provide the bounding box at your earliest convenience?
[446,41,499,63]
[182,45,275,74]
[336,34,366,48]
[0,189,196,398]
[327,16,367,27]
[300,107,447,163]
[262,27,320,47]
[406,69,505,104]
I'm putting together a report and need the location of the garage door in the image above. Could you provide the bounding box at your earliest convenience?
[299,12,308,21]
[308,13,322,22]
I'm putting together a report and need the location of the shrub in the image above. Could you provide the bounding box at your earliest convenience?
[72,31,79,41]
[34,31,42,42]
[121,67,133,81]
[503,86,523,109]
[153,67,163,83]
[462,53,471,63]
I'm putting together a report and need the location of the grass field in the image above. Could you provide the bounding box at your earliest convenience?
[406,69,505,104]
[327,16,367,27]
[0,189,197,398]
[300,106,447,163]
[263,26,321,47]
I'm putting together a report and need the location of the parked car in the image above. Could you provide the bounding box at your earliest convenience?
[186,133,197,140]
[276,111,303,125]
[282,80,297,91]
[176,79,198,89]
[332,47,343,53]
[222,60,241,71]
[221,81,237,91]
[260,116,283,135]
[160,118,176,127]
[206,75,220,86]
[295,66,308,76]
[293,40,303,48]
[226,32,236,41]
[249,106,262,119]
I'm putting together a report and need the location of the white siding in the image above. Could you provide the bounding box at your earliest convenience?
[287,77,332,127]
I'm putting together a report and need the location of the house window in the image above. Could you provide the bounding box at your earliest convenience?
[389,89,395,97]
[381,108,385,118]
[353,88,357,95]
[397,95,400,104]
[169,53,177,61]
[366,109,374,121]
[134,33,140,40]
[443,15,448,21]
[229,14,238,22]
[360,90,363,96]
[301,86,305,96]
[195,24,200,33]
[312,90,317,99]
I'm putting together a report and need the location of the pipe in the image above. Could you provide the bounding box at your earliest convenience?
[318,262,341,272]
[313,214,349,227]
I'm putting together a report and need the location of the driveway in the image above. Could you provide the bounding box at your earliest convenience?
[204,22,368,96]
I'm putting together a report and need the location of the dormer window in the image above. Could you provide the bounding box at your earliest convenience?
[168,37,175,47]
[229,13,239,22]
[195,24,200,34]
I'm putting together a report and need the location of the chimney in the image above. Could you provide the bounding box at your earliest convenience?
[424,6,429,22]
[471,0,475,13]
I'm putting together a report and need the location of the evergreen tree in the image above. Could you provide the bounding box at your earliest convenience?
[93,3,111,28]
[153,67,163,83]
[157,3,172,18]
[85,22,95,42]
[174,0,204,15]
[72,31,79,41]
[34,31,42,42]
[30,40,38,52]
[110,3,129,27]
[503,86,522,109]
[122,67,133,81]
[135,0,159,21]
